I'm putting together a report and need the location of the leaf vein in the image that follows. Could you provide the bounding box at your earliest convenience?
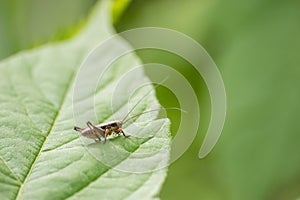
[65,136,153,199]
[14,64,77,200]
[0,156,22,184]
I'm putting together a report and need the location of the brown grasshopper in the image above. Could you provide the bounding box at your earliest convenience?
[73,108,165,143]
[74,79,184,143]
[74,79,173,142]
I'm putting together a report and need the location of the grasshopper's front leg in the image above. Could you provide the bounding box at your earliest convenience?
[117,128,130,138]
[87,121,105,142]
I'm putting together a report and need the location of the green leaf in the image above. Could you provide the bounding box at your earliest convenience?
[0,1,170,199]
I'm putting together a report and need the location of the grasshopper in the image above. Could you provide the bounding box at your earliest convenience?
[73,108,165,143]
[74,79,185,143]
[74,79,175,143]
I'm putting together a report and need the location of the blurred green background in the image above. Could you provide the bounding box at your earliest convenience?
[0,0,96,59]
[1,0,300,199]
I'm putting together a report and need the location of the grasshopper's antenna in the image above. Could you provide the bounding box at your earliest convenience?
[123,107,186,124]
[122,77,169,122]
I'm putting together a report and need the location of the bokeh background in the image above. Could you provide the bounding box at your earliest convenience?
[1,0,300,199]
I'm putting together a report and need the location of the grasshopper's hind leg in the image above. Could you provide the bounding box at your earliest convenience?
[94,136,101,143]
[87,121,105,142]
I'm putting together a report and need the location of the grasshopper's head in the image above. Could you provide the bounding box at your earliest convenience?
[117,121,124,128]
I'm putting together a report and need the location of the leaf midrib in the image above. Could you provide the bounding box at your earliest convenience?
[14,59,78,200]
